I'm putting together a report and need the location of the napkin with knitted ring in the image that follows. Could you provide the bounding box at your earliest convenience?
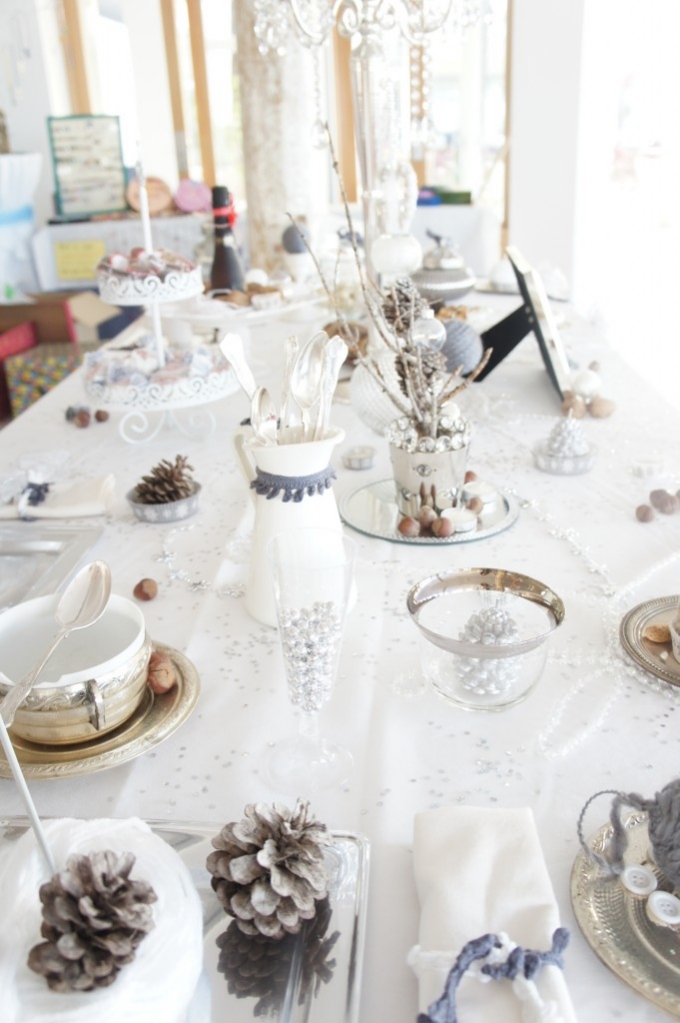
[411,806,577,1022]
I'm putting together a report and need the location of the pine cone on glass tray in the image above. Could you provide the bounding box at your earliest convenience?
[27,851,157,991]
[134,455,195,504]
[216,897,339,1014]
[207,800,331,939]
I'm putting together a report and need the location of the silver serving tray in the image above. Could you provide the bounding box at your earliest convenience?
[571,813,680,1017]
[0,523,103,612]
[0,819,369,1023]
[340,478,519,545]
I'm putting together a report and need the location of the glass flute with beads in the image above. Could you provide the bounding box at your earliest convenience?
[265,527,356,792]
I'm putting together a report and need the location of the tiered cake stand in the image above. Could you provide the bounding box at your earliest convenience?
[89,268,238,443]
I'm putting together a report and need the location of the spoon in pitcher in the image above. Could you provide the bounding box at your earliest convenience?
[0,560,112,729]
[251,386,278,446]
[289,331,328,442]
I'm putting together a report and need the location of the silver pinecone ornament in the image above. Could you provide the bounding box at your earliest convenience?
[207,800,331,939]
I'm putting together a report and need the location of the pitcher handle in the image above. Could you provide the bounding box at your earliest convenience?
[233,428,257,490]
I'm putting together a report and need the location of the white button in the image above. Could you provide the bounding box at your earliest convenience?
[647,890,680,926]
[621,865,657,896]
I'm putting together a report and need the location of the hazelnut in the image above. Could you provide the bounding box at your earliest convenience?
[74,410,91,428]
[658,494,679,515]
[643,623,671,644]
[134,578,158,601]
[147,651,177,694]
[650,489,671,510]
[561,392,586,418]
[464,470,477,483]
[588,395,616,418]
[95,409,109,422]
[397,516,420,537]
[431,517,454,537]
[467,496,484,515]
[636,504,655,523]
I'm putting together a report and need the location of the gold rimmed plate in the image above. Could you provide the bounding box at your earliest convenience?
[620,596,680,687]
[0,643,199,779]
[571,813,680,1017]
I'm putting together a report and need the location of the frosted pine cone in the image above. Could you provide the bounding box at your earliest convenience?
[382,278,426,336]
[28,851,156,991]
[207,800,331,939]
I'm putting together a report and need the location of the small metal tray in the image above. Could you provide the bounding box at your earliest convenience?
[620,596,680,687]
[0,819,369,1023]
[339,478,518,545]
[571,813,680,1017]
[0,522,103,612]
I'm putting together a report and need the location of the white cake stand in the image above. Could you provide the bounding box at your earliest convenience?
[93,269,237,443]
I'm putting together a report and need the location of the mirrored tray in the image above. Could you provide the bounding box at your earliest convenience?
[0,643,199,780]
[571,812,680,1017]
[0,522,103,612]
[0,818,369,1023]
[620,596,680,687]
[339,478,519,545]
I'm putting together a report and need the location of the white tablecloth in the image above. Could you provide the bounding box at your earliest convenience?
[1,296,679,1022]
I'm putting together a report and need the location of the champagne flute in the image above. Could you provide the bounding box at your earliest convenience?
[265,528,356,792]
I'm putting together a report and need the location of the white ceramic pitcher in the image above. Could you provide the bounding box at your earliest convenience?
[234,427,346,627]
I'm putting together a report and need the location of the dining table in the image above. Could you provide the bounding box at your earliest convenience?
[1,292,679,1023]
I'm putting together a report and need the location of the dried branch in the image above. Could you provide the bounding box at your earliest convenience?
[439,346,493,404]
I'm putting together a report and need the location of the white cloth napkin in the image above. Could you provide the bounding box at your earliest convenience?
[0,475,115,519]
[412,806,577,1022]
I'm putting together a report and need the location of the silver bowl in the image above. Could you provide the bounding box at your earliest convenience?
[407,568,565,710]
[0,594,152,744]
[411,266,477,303]
[126,482,201,523]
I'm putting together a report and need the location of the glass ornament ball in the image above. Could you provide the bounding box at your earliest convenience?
[410,310,447,351]
[370,233,422,278]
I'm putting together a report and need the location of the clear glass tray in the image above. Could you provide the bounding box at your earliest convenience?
[0,818,369,1023]
[0,523,103,612]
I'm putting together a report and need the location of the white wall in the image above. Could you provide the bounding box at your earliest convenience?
[0,0,60,226]
[507,0,585,288]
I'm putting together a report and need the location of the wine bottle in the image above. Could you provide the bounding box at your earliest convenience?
[209,185,244,293]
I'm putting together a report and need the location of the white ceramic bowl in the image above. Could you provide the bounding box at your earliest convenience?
[0,593,151,744]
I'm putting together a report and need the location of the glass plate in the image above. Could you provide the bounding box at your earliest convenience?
[620,596,680,687]
[0,819,369,1023]
[0,523,103,612]
[339,478,519,545]
[571,812,680,1017]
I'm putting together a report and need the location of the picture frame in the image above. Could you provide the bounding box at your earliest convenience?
[47,115,127,219]
[477,247,572,399]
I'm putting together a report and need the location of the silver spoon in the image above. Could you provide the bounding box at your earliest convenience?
[314,335,348,440]
[290,331,328,442]
[0,560,112,729]
[279,334,299,444]
[251,386,278,446]
[218,332,256,401]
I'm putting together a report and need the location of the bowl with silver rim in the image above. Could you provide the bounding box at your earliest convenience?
[126,482,201,523]
[0,593,151,744]
[407,568,565,710]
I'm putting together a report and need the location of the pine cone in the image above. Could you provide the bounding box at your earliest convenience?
[134,455,195,504]
[216,898,339,1014]
[207,801,331,939]
[28,851,157,992]
[381,278,426,336]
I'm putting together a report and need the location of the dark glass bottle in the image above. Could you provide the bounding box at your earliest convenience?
[209,185,244,293]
